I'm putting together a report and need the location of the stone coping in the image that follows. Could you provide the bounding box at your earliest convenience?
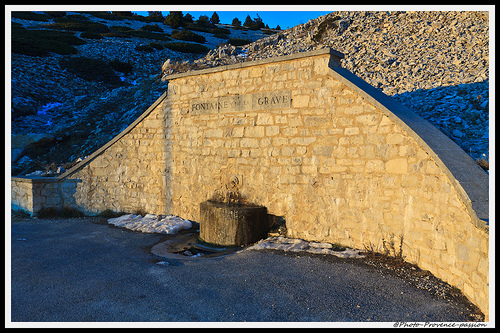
[57,92,168,180]
[164,48,345,80]
[328,67,489,230]
[11,176,80,183]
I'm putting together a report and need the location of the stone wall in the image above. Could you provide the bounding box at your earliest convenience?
[11,176,79,214]
[63,94,171,215]
[11,48,489,318]
[163,49,489,317]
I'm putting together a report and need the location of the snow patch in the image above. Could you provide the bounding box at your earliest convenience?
[107,214,192,234]
[243,236,365,259]
[37,102,63,115]
[156,261,170,266]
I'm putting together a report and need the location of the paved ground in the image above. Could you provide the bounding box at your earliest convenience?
[9,216,479,325]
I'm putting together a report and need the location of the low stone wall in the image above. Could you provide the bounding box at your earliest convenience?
[11,176,80,215]
[11,48,489,318]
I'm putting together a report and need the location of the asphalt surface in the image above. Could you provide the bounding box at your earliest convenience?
[9,216,477,325]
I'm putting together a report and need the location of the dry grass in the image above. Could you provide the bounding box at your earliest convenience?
[476,156,489,171]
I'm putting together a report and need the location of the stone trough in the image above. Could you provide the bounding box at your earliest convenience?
[199,200,268,246]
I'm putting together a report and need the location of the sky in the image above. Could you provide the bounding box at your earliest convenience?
[133,10,332,30]
[8,5,484,31]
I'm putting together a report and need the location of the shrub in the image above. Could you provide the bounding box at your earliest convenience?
[136,44,154,52]
[135,42,166,51]
[27,29,86,45]
[232,17,241,27]
[243,14,265,30]
[84,11,127,21]
[210,12,220,25]
[37,206,84,218]
[476,154,489,171]
[13,37,77,56]
[41,21,111,33]
[36,207,59,218]
[140,24,163,32]
[58,56,122,86]
[212,31,230,39]
[164,42,209,53]
[164,11,183,28]
[126,30,171,41]
[112,11,135,18]
[149,42,164,50]
[99,209,126,218]
[133,208,148,216]
[110,25,134,32]
[183,13,194,25]
[182,22,229,37]
[147,11,164,22]
[227,38,252,46]
[127,14,156,23]
[12,209,32,218]
[55,14,89,22]
[11,11,49,21]
[44,11,67,18]
[11,26,84,56]
[208,27,231,39]
[312,16,341,42]
[108,59,133,73]
[171,29,206,43]
[60,206,85,217]
[101,25,134,38]
[195,15,214,29]
[101,32,130,38]
[102,28,171,41]
[80,31,103,39]
[232,25,248,31]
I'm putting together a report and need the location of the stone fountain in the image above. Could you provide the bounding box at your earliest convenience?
[199,176,268,246]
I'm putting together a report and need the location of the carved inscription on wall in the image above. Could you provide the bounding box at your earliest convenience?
[189,90,291,115]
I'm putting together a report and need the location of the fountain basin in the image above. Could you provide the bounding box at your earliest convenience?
[199,201,268,246]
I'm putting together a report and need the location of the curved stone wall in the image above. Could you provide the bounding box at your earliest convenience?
[40,48,488,318]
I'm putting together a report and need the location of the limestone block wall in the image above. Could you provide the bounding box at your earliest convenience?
[13,48,488,318]
[11,177,36,213]
[164,49,489,317]
[11,176,79,214]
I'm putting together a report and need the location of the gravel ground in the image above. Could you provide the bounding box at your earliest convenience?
[8,216,484,326]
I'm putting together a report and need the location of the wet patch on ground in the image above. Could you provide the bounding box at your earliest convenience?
[150,230,243,261]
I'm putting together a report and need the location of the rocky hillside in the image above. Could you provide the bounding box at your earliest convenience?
[10,11,489,176]
[10,11,273,176]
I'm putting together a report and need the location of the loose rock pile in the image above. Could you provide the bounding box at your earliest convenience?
[182,11,489,95]
[393,81,489,159]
